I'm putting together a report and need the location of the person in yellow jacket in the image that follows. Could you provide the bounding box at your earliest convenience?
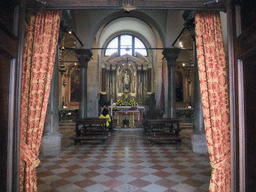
[99,108,111,128]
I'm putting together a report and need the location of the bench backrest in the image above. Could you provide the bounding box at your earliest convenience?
[74,118,107,125]
[147,118,180,124]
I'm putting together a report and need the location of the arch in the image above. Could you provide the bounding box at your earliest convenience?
[98,17,157,49]
[74,10,165,48]
[101,29,153,59]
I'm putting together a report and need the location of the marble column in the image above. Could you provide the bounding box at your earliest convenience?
[75,49,93,119]
[162,48,180,118]
[41,47,61,156]
[183,10,208,154]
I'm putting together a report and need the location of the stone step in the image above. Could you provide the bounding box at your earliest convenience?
[59,126,75,129]
[180,123,193,129]
[59,123,75,126]
[59,121,76,129]
[59,121,76,126]
[60,119,74,122]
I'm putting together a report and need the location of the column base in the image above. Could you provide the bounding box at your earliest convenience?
[41,134,61,156]
[191,133,208,154]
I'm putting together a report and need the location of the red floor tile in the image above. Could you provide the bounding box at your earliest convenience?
[74,179,97,188]
[128,178,151,188]
[37,129,211,192]
[49,179,70,188]
[101,179,124,188]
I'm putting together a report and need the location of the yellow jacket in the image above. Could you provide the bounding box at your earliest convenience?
[99,114,111,127]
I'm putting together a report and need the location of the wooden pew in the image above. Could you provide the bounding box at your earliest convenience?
[72,118,108,145]
[143,118,182,144]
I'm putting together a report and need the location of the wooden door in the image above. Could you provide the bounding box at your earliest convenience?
[228,0,256,191]
[238,2,256,191]
[243,53,256,191]
[0,0,24,191]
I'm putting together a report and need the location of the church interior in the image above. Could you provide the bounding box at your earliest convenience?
[38,6,227,192]
[57,9,226,124]
[3,0,256,191]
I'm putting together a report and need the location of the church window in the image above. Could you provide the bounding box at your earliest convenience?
[105,37,118,56]
[105,34,148,56]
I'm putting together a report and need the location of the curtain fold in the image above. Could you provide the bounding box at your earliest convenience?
[19,10,61,192]
[195,11,231,192]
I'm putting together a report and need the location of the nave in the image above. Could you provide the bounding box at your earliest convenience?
[37,129,210,192]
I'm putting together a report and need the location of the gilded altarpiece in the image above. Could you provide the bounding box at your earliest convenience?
[103,53,150,104]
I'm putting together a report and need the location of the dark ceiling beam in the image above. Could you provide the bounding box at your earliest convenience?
[26,0,226,11]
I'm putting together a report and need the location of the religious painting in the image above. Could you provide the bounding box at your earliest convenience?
[70,70,80,102]
[176,71,183,102]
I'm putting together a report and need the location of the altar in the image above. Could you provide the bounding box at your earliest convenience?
[109,106,145,128]
[99,53,149,128]
[109,106,145,116]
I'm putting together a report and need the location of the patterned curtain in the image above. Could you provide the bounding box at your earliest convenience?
[195,11,231,192]
[19,10,61,191]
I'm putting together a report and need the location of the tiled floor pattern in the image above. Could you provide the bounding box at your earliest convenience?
[37,129,211,192]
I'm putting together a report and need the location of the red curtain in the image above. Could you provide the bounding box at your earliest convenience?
[19,11,61,191]
[195,11,231,192]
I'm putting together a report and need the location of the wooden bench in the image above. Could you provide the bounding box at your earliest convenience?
[143,118,182,144]
[72,118,108,145]
[147,135,182,144]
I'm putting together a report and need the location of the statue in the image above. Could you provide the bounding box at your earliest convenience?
[124,70,130,91]
[124,71,130,84]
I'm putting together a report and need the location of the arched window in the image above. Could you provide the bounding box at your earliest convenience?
[105,34,148,56]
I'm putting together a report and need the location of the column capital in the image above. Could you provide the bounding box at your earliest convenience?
[162,48,180,67]
[75,49,93,68]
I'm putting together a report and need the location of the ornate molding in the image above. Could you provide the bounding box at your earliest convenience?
[104,53,149,70]
[29,0,226,11]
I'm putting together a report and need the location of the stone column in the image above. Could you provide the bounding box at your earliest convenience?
[41,47,61,156]
[75,49,93,119]
[183,10,208,154]
[162,48,180,118]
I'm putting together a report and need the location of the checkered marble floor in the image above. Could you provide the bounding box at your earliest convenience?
[37,129,211,192]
